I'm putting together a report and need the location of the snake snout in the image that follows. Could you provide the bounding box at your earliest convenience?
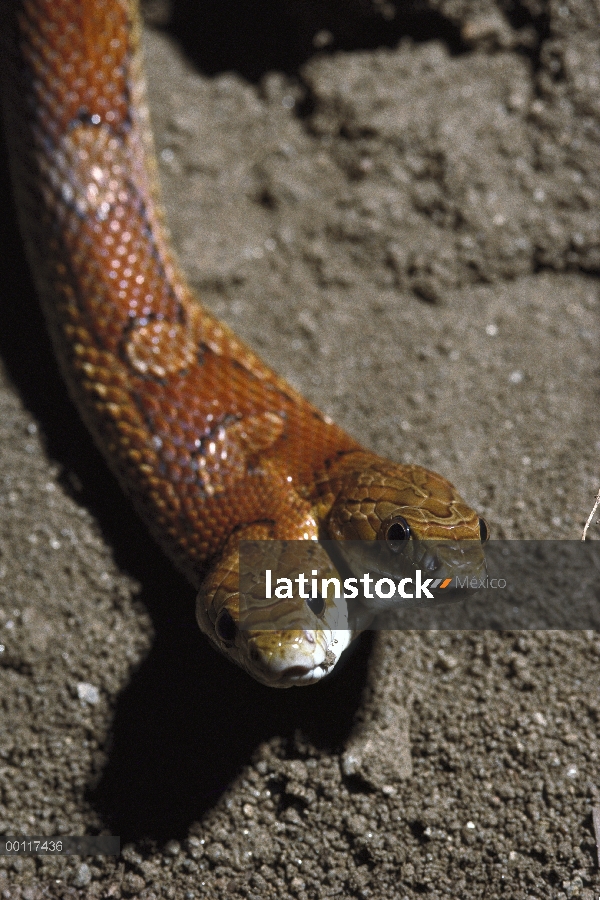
[245,629,331,687]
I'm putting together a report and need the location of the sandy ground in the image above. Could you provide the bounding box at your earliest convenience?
[0,0,599,897]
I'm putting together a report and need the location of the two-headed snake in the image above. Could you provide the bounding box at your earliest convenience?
[1,0,487,686]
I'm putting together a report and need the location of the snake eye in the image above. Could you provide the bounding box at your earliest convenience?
[306,594,325,616]
[478,517,490,542]
[215,609,237,644]
[381,516,411,550]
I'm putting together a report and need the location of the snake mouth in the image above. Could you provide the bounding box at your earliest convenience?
[276,663,327,686]
[283,664,314,680]
[247,658,328,688]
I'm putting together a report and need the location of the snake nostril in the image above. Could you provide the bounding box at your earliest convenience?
[422,552,439,572]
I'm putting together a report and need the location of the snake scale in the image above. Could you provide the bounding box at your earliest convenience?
[1,0,487,686]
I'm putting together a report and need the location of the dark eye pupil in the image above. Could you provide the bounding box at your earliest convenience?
[479,517,489,542]
[215,609,237,643]
[386,519,410,542]
[306,594,325,616]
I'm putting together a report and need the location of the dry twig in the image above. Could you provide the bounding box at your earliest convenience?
[581,488,600,541]
[593,806,600,868]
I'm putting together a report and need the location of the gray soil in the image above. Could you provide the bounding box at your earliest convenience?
[0,0,599,897]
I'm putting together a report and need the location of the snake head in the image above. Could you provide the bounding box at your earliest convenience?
[196,529,360,687]
[321,453,489,608]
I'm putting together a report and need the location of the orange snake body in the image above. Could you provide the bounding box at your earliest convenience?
[2,0,486,686]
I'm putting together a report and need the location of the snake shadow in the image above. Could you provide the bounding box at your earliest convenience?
[91,603,375,843]
[160,0,468,82]
[0,128,375,843]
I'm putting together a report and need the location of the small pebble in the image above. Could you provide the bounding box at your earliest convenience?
[77,682,100,705]
[72,863,91,887]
